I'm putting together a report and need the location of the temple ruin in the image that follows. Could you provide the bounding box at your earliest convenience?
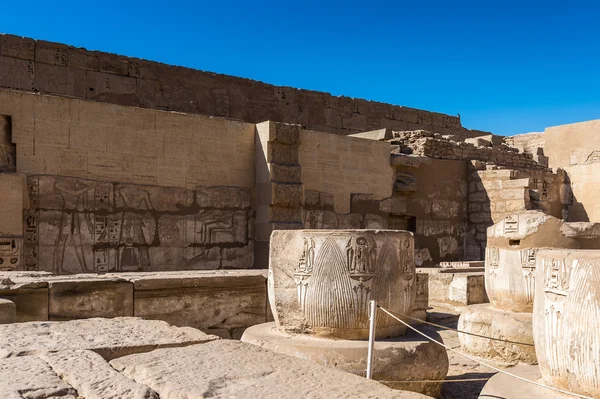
[0,34,600,398]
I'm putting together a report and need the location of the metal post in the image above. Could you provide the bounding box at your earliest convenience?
[366,300,377,379]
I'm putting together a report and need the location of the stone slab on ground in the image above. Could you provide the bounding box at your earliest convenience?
[111,339,429,399]
[39,349,159,399]
[457,303,536,364]
[0,298,15,324]
[417,268,487,311]
[0,355,77,398]
[47,277,134,320]
[0,275,48,321]
[125,270,268,339]
[478,364,573,399]
[0,317,219,359]
[241,321,448,397]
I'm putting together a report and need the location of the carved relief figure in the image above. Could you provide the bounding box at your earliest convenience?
[117,186,154,271]
[485,246,500,296]
[304,237,355,328]
[293,237,315,311]
[520,248,537,304]
[504,215,518,234]
[53,178,98,274]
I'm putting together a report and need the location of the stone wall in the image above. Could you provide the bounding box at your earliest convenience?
[392,157,468,266]
[390,131,547,170]
[504,132,545,155]
[0,89,255,188]
[0,34,490,137]
[0,88,256,273]
[545,119,600,222]
[466,165,564,260]
[300,128,394,220]
[0,270,268,339]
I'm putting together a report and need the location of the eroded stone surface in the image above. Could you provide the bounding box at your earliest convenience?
[38,349,159,399]
[0,355,76,398]
[241,321,449,397]
[457,303,536,364]
[0,298,15,324]
[111,339,428,399]
[269,229,415,339]
[534,249,600,398]
[0,317,219,359]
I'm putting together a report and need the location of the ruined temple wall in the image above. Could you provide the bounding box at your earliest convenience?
[0,34,487,137]
[545,119,600,222]
[504,132,545,154]
[300,129,394,224]
[0,88,256,273]
[400,159,468,266]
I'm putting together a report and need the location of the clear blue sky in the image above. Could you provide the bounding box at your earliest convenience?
[2,1,600,135]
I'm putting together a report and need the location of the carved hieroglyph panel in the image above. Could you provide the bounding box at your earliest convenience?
[24,176,252,274]
[269,229,415,340]
[533,250,600,398]
[485,246,539,312]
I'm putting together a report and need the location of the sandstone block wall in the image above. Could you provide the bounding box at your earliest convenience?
[392,157,468,266]
[545,119,600,222]
[466,166,564,260]
[0,34,489,137]
[0,270,268,339]
[0,88,256,273]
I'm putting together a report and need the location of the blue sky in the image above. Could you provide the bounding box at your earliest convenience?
[2,1,599,135]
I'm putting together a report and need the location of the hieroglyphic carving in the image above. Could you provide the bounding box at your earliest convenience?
[0,237,21,271]
[24,175,253,274]
[293,237,314,311]
[535,251,600,397]
[277,231,415,336]
[504,215,518,234]
[520,248,537,304]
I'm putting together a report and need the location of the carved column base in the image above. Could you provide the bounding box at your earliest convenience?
[241,322,449,398]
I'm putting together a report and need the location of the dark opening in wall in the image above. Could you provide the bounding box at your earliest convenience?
[0,115,15,172]
[389,215,417,233]
[509,239,521,246]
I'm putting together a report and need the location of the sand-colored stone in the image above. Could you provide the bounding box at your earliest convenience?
[0,298,15,324]
[0,355,77,398]
[38,349,159,399]
[0,276,48,321]
[110,339,429,399]
[48,277,134,320]
[128,270,267,338]
[0,317,219,359]
[533,249,600,398]
[457,303,536,364]
[269,229,416,339]
[241,322,449,397]
[478,364,573,399]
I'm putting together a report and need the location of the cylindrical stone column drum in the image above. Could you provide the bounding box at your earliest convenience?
[268,229,415,340]
[485,246,537,312]
[533,249,600,398]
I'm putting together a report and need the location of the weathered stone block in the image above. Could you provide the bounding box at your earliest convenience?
[274,123,301,144]
[38,349,159,398]
[35,40,68,66]
[270,164,301,183]
[0,280,48,322]
[270,205,302,223]
[0,317,219,359]
[0,35,35,61]
[48,278,134,320]
[533,249,600,398]
[0,356,77,398]
[269,229,415,339]
[0,56,34,91]
[267,142,299,165]
[0,298,15,324]
[271,183,303,207]
[131,271,267,338]
[110,340,417,399]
